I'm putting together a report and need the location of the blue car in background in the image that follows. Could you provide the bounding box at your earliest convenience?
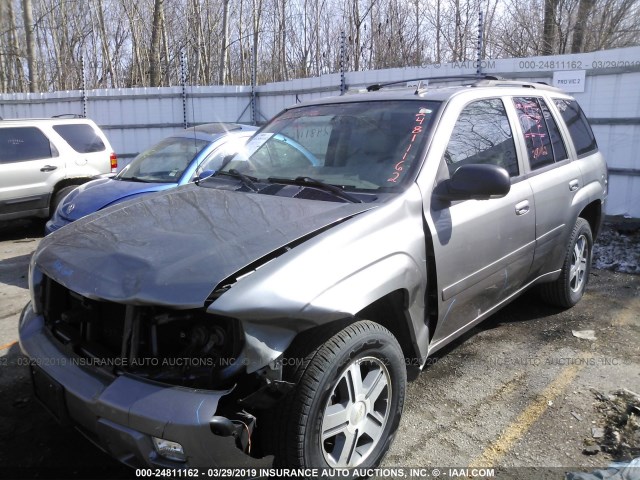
[46,123,257,234]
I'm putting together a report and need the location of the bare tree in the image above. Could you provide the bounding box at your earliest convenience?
[1,0,26,92]
[279,0,287,80]
[22,0,38,92]
[252,0,263,83]
[95,0,117,87]
[149,0,164,86]
[587,0,640,51]
[495,0,545,56]
[541,0,560,54]
[218,0,230,84]
[0,0,639,93]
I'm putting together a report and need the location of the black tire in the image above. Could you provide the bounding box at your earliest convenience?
[275,320,406,470]
[50,185,77,218]
[539,217,593,308]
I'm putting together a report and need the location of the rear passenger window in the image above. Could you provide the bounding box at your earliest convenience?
[540,100,567,162]
[53,124,106,153]
[513,97,567,170]
[0,127,54,163]
[444,99,519,177]
[553,99,598,156]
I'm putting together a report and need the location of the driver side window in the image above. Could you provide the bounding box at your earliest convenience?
[444,99,519,178]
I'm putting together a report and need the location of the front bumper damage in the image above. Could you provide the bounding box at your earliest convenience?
[19,303,263,469]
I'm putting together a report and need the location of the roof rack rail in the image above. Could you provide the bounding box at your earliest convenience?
[472,79,563,92]
[366,74,503,92]
[51,113,85,119]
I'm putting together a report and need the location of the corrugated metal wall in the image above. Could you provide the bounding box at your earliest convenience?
[1,47,639,217]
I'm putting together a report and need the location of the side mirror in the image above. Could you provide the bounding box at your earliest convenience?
[197,170,215,182]
[435,164,511,201]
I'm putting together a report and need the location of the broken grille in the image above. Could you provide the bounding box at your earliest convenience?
[40,275,244,388]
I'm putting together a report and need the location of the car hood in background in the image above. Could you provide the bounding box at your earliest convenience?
[36,184,376,308]
[60,177,173,221]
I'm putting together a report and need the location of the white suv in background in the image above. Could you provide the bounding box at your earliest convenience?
[0,117,116,221]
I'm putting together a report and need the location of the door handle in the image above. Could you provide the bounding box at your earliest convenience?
[569,179,580,191]
[40,165,58,172]
[515,200,530,216]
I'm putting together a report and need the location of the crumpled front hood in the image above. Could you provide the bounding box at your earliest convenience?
[36,184,375,308]
[61,177,171,220]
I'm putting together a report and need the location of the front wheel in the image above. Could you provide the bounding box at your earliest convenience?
[276,320,406,469]
[540,217,593,307]
[50,185,78,218]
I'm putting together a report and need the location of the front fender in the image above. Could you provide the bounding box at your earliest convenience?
[232,253,426,374]
[303,252,423,318]
[208,186,428,372]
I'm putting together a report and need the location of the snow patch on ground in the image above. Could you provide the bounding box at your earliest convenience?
[593,224,640,274]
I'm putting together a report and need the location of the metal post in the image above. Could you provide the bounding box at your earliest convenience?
[340,31,347,95]
[477,10,484,77]
[81,56,87,118]
[250,49,257,126]
[180,51,188,129]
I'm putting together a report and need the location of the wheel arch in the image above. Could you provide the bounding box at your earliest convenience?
[281,289,424,381]
[50,179,90,209]
[356,290,422,368]
[578,200,602,241]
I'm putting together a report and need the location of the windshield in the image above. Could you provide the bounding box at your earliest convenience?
[221,100,439,191]
[118,137,209,183]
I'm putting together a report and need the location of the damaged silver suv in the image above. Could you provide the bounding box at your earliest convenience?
[19,78,607,470]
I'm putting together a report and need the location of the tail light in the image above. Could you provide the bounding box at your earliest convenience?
[110,152,118,173]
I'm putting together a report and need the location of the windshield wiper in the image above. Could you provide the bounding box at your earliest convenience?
[268,176,362,203]
[216,169,259,192]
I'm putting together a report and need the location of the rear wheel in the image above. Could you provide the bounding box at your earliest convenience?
[276,320,406,469]
[540,217,593,307]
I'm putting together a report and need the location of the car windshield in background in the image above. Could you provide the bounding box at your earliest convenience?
[117,137,209,183]
[221,100,440,191]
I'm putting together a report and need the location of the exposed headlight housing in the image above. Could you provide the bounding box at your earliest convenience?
[28,260,44,315]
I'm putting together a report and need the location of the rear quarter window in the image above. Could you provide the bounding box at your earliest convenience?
[513,97,568,170]
[53,123,106,153]
[0,127,55,163]
[553,99,598,156]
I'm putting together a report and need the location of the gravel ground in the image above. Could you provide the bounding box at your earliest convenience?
[593,221,640,275]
